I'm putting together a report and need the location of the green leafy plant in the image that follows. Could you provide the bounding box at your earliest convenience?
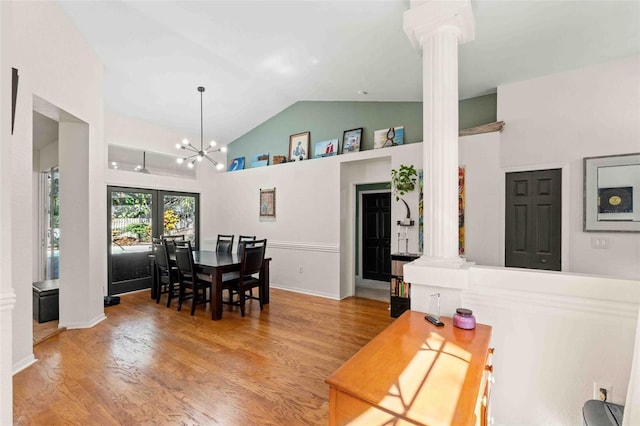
[123,222,150,240]
[391,164,417,201]
[391,164,418,220]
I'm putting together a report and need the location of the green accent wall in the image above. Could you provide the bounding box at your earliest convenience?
[227,94,497,167]
[227,101,423,166]
[459,93,497,130]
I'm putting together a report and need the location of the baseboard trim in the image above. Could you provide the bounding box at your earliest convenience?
[12,354,36,375]
[60,313,106,330]
[270,284,340,300]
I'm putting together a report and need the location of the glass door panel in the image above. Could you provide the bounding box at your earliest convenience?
[108,188,154,295]
[161,192,199,248]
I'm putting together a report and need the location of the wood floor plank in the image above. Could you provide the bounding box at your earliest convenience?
[14,288,393,425]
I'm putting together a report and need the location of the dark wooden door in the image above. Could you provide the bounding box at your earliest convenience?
[505,169,561,270]
[362,193,391,281]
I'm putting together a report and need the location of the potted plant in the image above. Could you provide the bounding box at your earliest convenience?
[391,164,418,223]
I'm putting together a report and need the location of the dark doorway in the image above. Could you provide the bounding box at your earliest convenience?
[362,192,391,281]
[107,187,200,295]
[505,169,561,270]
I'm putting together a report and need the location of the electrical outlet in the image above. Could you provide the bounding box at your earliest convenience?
[298,266,303,274]
[591,237,610,249]
[593,382,612,401]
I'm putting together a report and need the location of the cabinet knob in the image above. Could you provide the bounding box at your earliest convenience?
[485,365,493,373]
[488,347,495,354]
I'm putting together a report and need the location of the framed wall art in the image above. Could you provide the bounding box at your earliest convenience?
[584,152,640,232]
[289,132,310,161]
[228,157,245,171]
[273,155,287,164]
[342,128,362,153]
[374,126,404,149]
[251,152,269,168]
[314,138,338,158]
[260,188,276,219]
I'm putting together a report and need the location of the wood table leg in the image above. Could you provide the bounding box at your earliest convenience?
[263,259,270,305]
[211,271,223,320]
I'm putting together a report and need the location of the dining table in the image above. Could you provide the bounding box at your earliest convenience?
[149,249,272,320]
[192,250,271,320]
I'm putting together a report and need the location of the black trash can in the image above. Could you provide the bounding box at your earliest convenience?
[583,399,624,426]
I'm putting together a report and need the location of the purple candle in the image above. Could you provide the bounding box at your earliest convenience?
[453,308,476,330]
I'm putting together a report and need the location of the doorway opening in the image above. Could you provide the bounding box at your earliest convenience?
[107,186,199,296]
[356,184,391,302]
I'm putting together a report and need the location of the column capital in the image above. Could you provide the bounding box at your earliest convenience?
[403,0,475,51]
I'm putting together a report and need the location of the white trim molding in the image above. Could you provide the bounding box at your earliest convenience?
[12,355,36,375]
[0,290,16,311]
[268,240,340,253]
[59,313,106,330]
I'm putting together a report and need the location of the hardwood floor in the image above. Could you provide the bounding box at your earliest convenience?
[14,288,393,425]
[33,320,64,346]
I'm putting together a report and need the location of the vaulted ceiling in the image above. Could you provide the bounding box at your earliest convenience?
[58,1,640,147]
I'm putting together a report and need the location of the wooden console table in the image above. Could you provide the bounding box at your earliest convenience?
[326,311,493,426]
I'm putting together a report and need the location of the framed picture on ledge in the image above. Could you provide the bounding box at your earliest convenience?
[374,126,404,149]
[314,139,338,158]
[289,131,310,161]
[342,128,362,153]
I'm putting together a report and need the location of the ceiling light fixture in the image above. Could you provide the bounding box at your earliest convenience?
[176,86,226,170]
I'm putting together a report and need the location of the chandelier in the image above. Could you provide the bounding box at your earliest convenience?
[176,86,226,170]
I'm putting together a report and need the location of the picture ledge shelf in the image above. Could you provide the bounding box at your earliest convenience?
[459,121,505,137]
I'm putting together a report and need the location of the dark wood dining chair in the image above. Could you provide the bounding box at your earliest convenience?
[152,239,179,307]
[237,235,256,254]
[161,234,185,257]
[174,240,211,316]
[216,234,234,254]
[227,239,267,317]
[235,235,257,298]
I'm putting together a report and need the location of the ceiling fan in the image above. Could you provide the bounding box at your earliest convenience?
[135,151,150,174]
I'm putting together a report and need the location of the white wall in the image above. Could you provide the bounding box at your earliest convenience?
[9,0,105,370]
[459,132,502,266]
[104,110,204,194]
[209,155,342,298]
[498,55,640,280]
[0,2,15,423]
[205,144,423,299]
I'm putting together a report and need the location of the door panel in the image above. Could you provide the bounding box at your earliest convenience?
[160,192,199,246]
[505,169,561,271]
[362,192,391,281]
[108,188,154,295]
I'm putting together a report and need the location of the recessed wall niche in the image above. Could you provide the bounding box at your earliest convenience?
[108,145,196,179]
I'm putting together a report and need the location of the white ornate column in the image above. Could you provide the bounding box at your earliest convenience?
[402,0,476,313]
[0,1,16,424]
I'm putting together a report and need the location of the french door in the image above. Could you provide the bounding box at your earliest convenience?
[107,186,199,295]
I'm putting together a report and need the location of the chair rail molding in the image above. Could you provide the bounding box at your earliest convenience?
[267,240,340,253]
[0,290,16,310]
